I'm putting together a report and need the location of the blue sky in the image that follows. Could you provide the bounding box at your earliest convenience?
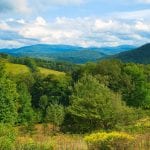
[0,0,150,48]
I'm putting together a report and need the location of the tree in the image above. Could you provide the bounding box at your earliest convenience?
[39,95,48,111]
[95,59,122,91]
[65,75,128,133]
[39,95,48,121]
[31,75,71,108]
[45,103,65,127]
[121,64,149,108]
[17,83,34,125]
[24,58,38,72]
[0,63,6,78]
[0,64,18,124]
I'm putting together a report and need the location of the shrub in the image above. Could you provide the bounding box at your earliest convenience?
[0,124,17,150]
[65,75,133,133]
[130,117,150,133]
[135,117,150,128]
[84,131,135,150]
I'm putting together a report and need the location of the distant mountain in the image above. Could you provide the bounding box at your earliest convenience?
[0,44,82,56]
[114,43,150,64]
[91,45,136,55]
[51,50,106,64]
[0,44,135,63]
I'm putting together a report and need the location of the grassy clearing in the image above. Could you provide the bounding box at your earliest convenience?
[17,124,87,150]
[16,124,150,150]
[38,67,65,76]
[0,60,65,76]
[5,62,30,75]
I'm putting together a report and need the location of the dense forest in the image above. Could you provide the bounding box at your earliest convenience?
[114,43,150,64]
[0,54,150,149]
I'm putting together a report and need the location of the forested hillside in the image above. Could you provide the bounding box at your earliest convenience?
[114,43,150,64]
[0,54,150,149]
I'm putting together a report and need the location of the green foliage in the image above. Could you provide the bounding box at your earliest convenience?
[0,54,150,147]
[14,73,35,90]
[39,95,48,111]
[0,63,6,78]
[84,131,135,150]
[65,75,130,133]
[0,124,17,150]
[9,57,38,72]
[74,60,150,109]
[121,64,148,107]
[121,117,150,134]
[45,103,65,127]
[31,74,71,108]
[0,65,18,124]
[115,43,150,64]
[17,83,35,125]
[39,95,49,122]
[9,55,78,73]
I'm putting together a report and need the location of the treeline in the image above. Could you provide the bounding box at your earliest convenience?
[0,56,150,134]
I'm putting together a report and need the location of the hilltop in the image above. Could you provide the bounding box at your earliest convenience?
[114,43,150,64]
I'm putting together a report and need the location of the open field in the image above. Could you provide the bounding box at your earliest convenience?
[5,62,30,75]
[15,124,150,150]
[0,59,65,76]
[38,67,65,76]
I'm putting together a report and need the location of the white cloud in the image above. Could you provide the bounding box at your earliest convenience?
[16,19,26,24]
[35,17,47,26]
[17,16,150,47]
[0,22,10,30]
[135,21,150,31]
[0,12,150,48]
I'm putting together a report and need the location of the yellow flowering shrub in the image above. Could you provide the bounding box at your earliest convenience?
[84,131,135,150]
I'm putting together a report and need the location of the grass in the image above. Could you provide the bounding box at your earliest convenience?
[0,59,65,77]
[5,62,30,75]
[16,124,150,150]
[17,124,88,150]
[38,67,65,76]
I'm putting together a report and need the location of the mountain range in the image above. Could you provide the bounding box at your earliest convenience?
[0,44,135,63]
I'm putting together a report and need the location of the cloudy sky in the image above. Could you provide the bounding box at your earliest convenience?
[0,0,150,48]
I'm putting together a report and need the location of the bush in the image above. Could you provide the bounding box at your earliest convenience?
[84,131,135,150]
[0,124,17,150]
[123,117,150,133]
[65,75,133,133]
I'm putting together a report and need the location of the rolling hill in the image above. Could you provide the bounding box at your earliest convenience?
[0,59,65,76]
[0,44,135,63]
[114,43,150,64]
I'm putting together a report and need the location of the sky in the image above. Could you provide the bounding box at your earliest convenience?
[0,0,150,48]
